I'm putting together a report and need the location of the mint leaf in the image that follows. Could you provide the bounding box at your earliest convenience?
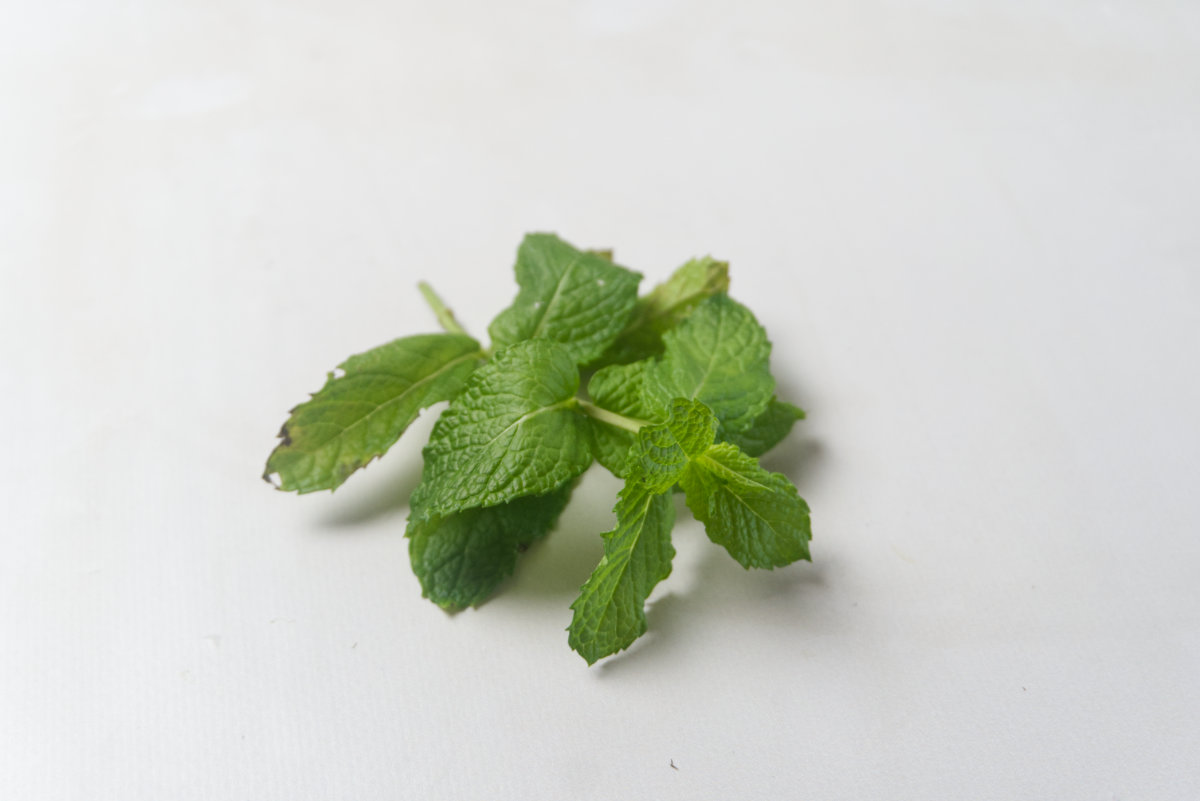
[265,333,483,493]
[606,396,715,479]
[588,361,657,421]
[643,294,774,433]
[681,442,812,568]
[568,482,676,664]
[585,360,657,477]
[586,426,637,479]
[407,482,574,610]
[636,255,730,338]
[412,339,593,518]
[487,233,642,365]
[721,398,806,457]
[602,256,730,364]
[660,397,721,459]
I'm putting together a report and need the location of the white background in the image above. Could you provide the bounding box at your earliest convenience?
[3,1,1199,798]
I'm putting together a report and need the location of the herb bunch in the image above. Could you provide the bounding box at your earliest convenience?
[265,234,812,663]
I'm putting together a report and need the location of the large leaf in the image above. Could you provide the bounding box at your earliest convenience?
[407,482,575,610]
[488,233,642,364]
[411,339,593,519]
[264,333,483,493]
[643,294,774,433]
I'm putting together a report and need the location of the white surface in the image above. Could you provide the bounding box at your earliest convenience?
[3,1,1199,798]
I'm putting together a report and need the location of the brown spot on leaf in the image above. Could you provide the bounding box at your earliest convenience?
[336,460,362,482]
[278,424,292,447]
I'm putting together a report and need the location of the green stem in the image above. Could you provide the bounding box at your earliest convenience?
[418,281,469,337]
[577,399,651,433]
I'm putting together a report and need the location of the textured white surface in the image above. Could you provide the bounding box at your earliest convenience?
[3,1,1199,798]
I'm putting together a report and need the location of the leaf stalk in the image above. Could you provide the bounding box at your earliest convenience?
[577,399,651,433]
[418,281,469,337]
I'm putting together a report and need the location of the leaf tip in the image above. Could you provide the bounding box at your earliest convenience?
[566,633,602,666]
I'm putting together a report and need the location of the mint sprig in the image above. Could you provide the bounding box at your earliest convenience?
[265,233,814,664]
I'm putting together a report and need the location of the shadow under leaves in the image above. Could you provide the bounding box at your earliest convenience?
[316,457,424,529]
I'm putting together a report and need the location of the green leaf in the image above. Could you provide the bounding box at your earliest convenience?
[720,398,806,457]
[568,483,676,664]
[601,256,730,364]
[606,397,717,487]
[488,233,642,365]
[661,397,721,459]
[681,442,812,569]
[264,333,483,493]
[412,339,593,519]
[638,255,730,335]
[585,361,657,477]
[586,424,637,479]
[643,294,775,433]
[623,421,689,489]
[588,361,657,420]
[407,482,574,610]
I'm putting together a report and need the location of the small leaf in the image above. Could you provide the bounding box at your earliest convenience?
[264,333,483,493]
[643,294,774,433]
[661,398,721,459]
[588,361,657,420]
[407,482,574,610]
[681,442,812,569]
[614,398,714,489]
[601,256,730,364]
[586,360,657,477]
[568,483,676,664]
[488,233,642,365]
[586,424,637,479]
[412,339,593,519]
[720,398,806,457]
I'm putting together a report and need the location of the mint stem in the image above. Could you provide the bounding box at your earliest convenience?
[419,281,469,337]
[577,399,651,433]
